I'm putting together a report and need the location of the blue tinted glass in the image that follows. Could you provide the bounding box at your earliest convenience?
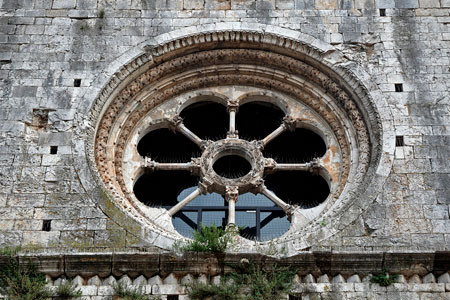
[172,186,226,238]
[237,193,274,207]
[236,210,257,240]
[236,193,290,241]
[260,211,290,241]
[172,211,197,238]
[178,186,225,206]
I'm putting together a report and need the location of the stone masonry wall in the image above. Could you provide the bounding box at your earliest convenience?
[0,0,450,254]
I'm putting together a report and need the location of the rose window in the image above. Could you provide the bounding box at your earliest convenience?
[89,30,384,251]
[132,92,333,241]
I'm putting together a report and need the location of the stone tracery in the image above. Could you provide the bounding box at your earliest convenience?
[89,29,383,248]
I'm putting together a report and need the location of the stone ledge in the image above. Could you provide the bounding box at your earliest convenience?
[1,251,448,278]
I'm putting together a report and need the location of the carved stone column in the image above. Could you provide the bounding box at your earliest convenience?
[225,186,239,225]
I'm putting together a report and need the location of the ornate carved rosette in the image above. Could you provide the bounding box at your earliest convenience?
[89,29,383,249]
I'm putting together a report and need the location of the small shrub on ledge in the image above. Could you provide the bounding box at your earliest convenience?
[187,261,296,300]
[175,223,234,253]
[55,281,82,299]
[0,247,52,300]
[112,282,161,300]
[370,269,398,286]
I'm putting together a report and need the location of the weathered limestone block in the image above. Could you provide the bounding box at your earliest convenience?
[409,274,422,284]
[102,275,117,286]
[347,274,361,283]
[118,275,132,286]
[52,0,76,8]
[148,275,163,285]
[133,275,147,286]
[318,274,330,283]
[181,274,194,285]
[163,273,178,285]
[315,0,337,9]
[423,273,436,283]
[72,275,84,286]
[438,273,450,283]
[97,285,114,296]
[152,284,186,295]
[87,275,102,286]
[331,274,346,283]
[197,274,208,284]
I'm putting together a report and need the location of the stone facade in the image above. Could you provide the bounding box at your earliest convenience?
[1,0,450,298]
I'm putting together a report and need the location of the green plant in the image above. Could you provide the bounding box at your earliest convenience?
[112,282,160,300]
[178,223,234,253]
[187,262,296,300]
[98,9,105,18]
[55,281,82,299]
[370,269,398,286]
[0,247,52,300]
[187,280,239,300]
[321,220,326,227]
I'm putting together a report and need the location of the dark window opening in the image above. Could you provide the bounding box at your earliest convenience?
[167,295,179,300]
[236,101,285,141]
[50,146,58,155]
[137,128,201,162]
[396,136,404,147]
[263,128,327,163]
[42,220,51,231]
[134,171,198,207]
[379,9,386,16]
[180,101,228,140]
[264,172,329,209]
[213,155,252,179]
[395,83,403,92]
[74,79,81,87]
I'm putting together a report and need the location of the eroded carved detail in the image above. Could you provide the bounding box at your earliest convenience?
[225,186,239,203]
[92,46,372,234]
[282,115,298,131]
[264,158,277,174]
[227,99,239,113]
[167,115,183,132]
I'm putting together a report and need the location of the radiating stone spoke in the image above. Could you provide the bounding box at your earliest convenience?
[177,123,204,147]
[273,163,311,171]
[168,188,201,216]
[261,125,286,147]
[143,157,201,175]
[264,158,322,174]
[261,115,298,147]
[261,185,292,214]
[168,115,204,147]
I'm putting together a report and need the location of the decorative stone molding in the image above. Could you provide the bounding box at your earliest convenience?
[73,23,394,252]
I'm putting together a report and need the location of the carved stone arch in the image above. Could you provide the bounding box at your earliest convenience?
[74,23,394,253]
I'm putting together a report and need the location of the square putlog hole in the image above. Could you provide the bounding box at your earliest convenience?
[50,146,58,155]
[396,136,404,147]
[74,79,81,87]
[167,296,179,300]
[42,220,51,231]
[379,9,386,16]
[395,83,403,92]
